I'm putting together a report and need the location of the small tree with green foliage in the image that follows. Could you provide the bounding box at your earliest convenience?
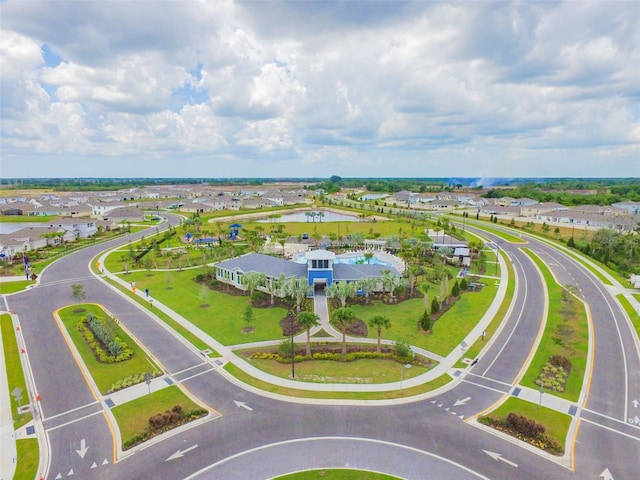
[71,284,86,301]
[243,304,254,331]
[419,309,431,332]
[431,297,440,315]
[451,281,461,298]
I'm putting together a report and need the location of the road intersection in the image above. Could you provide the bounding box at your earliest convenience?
[2,217,639,479]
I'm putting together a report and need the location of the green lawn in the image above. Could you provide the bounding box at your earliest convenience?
[117,270,288,345]
[454,256,515,368]
[14,438,39,480]
[57,304,161,394]
[616,294,640,339]
[276,470,401,480]
[225,362,451,400]
[486,397,571,452]
[100,275,216,353]
[1,313,33,429]
[0,280,34,294]
[246,357,429,384]
[520,249,588,402]
[111,385,203,447]
[350,283,497,357]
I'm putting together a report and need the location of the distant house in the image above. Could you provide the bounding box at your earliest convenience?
[44,218,98,238]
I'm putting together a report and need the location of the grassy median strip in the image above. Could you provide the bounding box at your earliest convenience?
[57,304,161,394]
[111,385,206,449]
[616,294,640,339]
[13,438,39,480]
[520,249,588,402]
[1,313,33,429]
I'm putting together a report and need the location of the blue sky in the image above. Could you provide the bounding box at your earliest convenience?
[1,0,639,179]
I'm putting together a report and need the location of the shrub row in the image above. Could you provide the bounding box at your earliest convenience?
[85,313,131,358]
[106,371,161,394]
[77,320,133,363]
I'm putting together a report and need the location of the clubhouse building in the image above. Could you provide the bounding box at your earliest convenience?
[215,249,400,296]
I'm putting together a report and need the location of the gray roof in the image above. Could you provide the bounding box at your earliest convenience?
[333,263,399,282]
[216,252,306,278]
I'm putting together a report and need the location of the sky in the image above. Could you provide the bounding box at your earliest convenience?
[1,0,639,179]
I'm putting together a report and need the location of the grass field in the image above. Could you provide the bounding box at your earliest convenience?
[115,269,288,345]
[57,304,161,394]
[351,283,497,357]
[111,385,204,446]
[520,249,588,402]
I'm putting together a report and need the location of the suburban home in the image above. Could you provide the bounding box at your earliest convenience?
[44,218,98,238]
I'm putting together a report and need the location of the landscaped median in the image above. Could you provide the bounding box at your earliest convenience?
[474,248,588,457]
[56,304,163,395]
[55,304,210,450]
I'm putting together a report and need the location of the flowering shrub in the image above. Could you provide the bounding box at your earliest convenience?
[479,414,564,455]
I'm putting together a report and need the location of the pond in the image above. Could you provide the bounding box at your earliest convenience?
[256,210,361,223]
[0,222,46,234]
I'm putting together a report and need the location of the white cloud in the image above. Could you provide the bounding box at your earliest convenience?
[0,0,638,178]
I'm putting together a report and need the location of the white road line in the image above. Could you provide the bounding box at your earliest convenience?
[172,362,209,377]
[43,401,100,422]
[45,409,104,432]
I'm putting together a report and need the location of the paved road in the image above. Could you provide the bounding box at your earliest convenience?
[5,217,640,479]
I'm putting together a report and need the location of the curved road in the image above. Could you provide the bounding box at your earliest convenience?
[5,218,640,479]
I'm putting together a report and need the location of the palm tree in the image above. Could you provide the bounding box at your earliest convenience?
[266,273,286,306]
[417,282,430,310]
[405,264,422,296]
[363,251,374,264]
[284,277,312,313]
[333,307,355,355]
[317,211,325,222]
[305,212,313,223]
[368,315,391,353]
[326,281,356,308]
[243,271,266,300]
[297,311,320,356]
[356,276,377,304]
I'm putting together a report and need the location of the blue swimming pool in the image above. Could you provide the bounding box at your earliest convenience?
[293,253,390,266]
